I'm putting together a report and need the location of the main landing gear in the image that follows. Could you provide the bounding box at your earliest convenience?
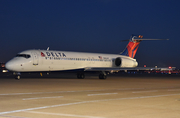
[99,71,107,79]
[77,72,107,79]
[77,73,85,79]
[99,74,107,79]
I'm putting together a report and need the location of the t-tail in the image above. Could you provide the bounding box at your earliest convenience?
[121,35,169,58]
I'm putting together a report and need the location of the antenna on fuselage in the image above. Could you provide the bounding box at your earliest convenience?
[47,47,49,51]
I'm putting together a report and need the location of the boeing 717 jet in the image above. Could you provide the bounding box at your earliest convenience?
[5,35,169,80]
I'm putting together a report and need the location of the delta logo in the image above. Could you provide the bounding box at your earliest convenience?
[41,52,45,57]
[40,52,67,57]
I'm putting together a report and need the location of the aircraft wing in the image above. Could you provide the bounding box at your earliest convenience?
[84,67,175,72]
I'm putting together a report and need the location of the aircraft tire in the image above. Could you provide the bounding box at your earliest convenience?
[80,74,85,79]
[99,74,106,79]
[15,75,20,80]
[77,73,85,79]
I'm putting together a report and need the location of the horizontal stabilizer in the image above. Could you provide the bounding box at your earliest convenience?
[133,39,169,41]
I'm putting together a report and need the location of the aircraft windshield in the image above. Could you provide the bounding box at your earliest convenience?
[16,54,31,59]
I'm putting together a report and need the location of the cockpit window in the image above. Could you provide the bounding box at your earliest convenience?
[16,54,31,59]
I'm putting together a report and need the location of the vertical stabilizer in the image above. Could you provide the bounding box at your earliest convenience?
[120,35,168,58]
[121,35,142,58]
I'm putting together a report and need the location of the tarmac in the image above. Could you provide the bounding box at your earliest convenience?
[0,73,180,118]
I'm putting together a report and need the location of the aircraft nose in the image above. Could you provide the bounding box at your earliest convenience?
[5,61,15,71]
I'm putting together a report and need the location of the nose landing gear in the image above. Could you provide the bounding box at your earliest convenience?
[13,72,21,80]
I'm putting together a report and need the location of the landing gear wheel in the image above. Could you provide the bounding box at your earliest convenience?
[77,73,85,79]
[99,74,107,79]
[15,75,20,80]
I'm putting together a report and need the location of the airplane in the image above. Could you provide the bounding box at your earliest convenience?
[5,35,169,80]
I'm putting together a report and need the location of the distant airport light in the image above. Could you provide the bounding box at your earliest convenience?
[169,66,172,69]
[144,65,146,67]
[2,70,8,73]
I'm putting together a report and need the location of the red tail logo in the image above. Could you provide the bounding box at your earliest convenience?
[41,52,45,57]
[121,41,140,58]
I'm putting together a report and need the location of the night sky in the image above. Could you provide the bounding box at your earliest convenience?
[0,0,180,68]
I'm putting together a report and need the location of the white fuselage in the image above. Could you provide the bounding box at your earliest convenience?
[5,49,138,72]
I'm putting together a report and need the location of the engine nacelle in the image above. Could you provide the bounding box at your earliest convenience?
[115,57,121,66]
[114,57,138,67]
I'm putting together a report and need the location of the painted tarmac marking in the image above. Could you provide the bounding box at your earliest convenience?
[26,111,105,118]
[168,89,180,91]
[132,90,158,93]
[0,114,27,118]
[22,96,63,100]
[0,87,177,96]
[0,88,140,96]
[118,88,144,90]
[88,93,118,96]
[1,93,180,115]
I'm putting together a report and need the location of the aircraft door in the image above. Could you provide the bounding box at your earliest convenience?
[32,52,38,65]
